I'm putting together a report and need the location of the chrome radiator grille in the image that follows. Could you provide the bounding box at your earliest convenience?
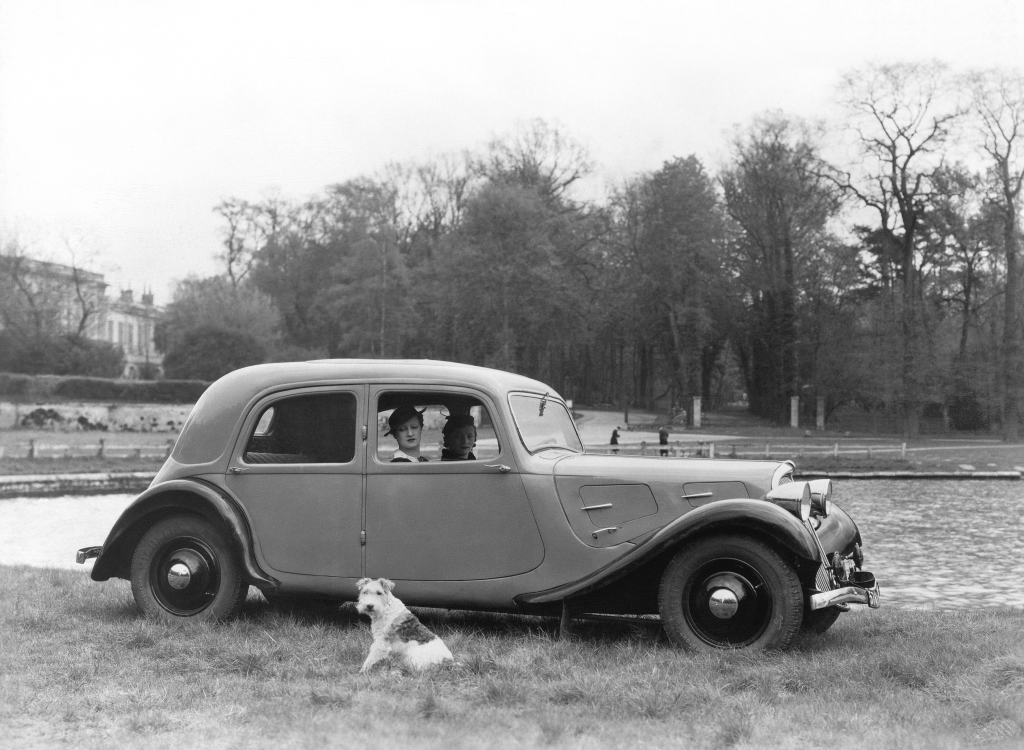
[815,563,835,592]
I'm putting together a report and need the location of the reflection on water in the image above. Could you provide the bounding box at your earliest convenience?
[1,480,1023,609]
[837,479,1024,609]
[0,493,134,569]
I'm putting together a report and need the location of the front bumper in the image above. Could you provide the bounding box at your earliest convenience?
[809,571,880,610]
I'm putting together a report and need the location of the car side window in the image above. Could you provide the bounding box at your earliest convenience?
[375,392,500,463]
[244,392,357,464]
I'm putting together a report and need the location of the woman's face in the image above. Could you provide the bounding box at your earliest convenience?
[394,417,422,453]
[446,425,476,459]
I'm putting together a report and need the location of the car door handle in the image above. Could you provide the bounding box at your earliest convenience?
[228,467,247,474]
[486,464,512,473]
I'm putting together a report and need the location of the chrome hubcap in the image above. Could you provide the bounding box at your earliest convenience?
[167,562,192,589]
[708,588,739,619]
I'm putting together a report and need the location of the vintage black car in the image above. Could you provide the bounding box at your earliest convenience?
[79,360,879,651]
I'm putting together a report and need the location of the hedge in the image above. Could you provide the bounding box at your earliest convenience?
[0,372,209,404]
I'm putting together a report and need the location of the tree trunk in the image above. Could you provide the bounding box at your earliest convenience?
[1003,199,1020,441]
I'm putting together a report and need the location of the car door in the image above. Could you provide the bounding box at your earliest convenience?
[225,386,365,578]
[364,385,545,581]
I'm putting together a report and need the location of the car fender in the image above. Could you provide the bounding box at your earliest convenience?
[515,498,819,606]
[90,477,278,589]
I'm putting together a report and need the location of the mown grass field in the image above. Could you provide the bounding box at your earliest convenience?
[2,566,1023,749]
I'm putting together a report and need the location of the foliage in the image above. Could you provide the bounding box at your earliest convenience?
[189,90,1024,434]
[0,372,207,402]
[722,114,843,422]
[0,330,124,378]
[154,275,282,356]
[52,376,208,403]
[161,326,267,381]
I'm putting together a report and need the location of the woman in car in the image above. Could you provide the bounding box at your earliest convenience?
[385,405,429,462]
[441,414,476,461]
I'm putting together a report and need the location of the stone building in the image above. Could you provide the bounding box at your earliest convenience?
[0,255,163,379]
[100,289,162,379]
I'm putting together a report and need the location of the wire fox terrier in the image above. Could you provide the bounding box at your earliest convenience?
[355,577,453,673]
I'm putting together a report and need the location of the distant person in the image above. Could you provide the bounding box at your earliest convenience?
[441,414,477,461]
[386,405,428,462]
[610,426,620,454]
[659,425,669,457]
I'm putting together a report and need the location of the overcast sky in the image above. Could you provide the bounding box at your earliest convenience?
[1,0,1023,303]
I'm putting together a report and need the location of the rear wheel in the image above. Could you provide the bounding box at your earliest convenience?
[658,534,803,652]
[130,516,248,622]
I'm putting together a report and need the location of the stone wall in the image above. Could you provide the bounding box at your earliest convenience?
[0,402,192,432]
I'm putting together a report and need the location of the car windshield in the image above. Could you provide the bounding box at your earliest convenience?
[508,393,584,454]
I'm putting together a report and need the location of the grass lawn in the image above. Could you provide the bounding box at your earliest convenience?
[2,566,1022,749]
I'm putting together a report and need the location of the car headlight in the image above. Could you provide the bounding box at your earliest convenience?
[807,479,832,517]
[764,481,811,522]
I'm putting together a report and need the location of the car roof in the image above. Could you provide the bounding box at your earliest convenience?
[223,359,554,394]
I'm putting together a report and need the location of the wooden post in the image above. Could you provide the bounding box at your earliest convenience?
[98,439,105,458]
[28,438,35,459]
[559,601,574,639]
[901,442,906,459]
[709,442,715,459]
[816,397,825,431]
[790,397,799,428]
[834,443,839,458]
[764,442,770,458]
[134,447,142,460]
[692,397,702,428]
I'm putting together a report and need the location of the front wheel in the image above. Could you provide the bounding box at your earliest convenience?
[658,534,804,652]
[130,516,248,622]
[802,606,843,634]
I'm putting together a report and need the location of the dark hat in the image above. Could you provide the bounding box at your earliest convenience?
[442,413,475,436]
[385,405,425,436]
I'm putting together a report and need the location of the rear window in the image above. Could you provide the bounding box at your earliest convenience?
[243,392,357,464]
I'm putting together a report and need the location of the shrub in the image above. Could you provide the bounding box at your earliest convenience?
[0,373,207,403]
[162,326,267,382]
[0,331,124,378]
[51,377,208,403]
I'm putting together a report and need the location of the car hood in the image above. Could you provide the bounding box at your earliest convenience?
[552,453,783,497]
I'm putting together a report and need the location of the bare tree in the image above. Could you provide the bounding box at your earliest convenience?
[966,69,1024,439]
[213,197,287,289]
[476,119,593,203]
[834,62,963,436]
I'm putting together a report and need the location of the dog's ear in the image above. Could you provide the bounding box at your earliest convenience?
[356,577,371,590]
[380,578,395,593]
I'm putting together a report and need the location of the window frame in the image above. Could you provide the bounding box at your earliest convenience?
[232,386,365,472]
[368,385,511,472]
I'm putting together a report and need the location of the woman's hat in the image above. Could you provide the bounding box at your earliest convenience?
[442,413,475,436]
[385,405,425,436]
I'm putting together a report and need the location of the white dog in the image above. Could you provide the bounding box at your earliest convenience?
[355,577,453,673]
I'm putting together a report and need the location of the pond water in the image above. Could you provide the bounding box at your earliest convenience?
[836,479,1024,609]
[1,479,1022,610]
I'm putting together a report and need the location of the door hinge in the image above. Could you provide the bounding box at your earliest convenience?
[360,530,366,546]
